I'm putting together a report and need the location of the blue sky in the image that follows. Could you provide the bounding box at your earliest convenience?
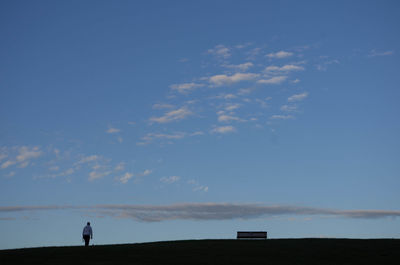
[1,0,400,249]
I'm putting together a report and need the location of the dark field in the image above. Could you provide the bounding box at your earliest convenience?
[1,239,399,265]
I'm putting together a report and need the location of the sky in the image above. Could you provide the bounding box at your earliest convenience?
[0,0,400,249]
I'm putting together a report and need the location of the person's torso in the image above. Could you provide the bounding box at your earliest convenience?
[83,226,92,235]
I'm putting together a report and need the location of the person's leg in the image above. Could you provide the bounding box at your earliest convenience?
[84,235,90,246]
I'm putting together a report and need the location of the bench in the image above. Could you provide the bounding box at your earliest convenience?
[237,231,267,240]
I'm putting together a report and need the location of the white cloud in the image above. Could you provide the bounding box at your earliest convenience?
[152,104,174,110]
[160,175,180,184]
[257,76,287,85]
[140,132,186,144]
[18,161,30,168]
[280,105,298,112]
[1,146,42,169]
[188,179,209,192]
[76,155,100,165]
[223,62,254,71]
[288,92,308,102]
[209,73,259,86]
[60,168,74,176]
[150,107,192,124]
[139,169,152,177]
[115,162,125,171]
[368,49,394,57]
[218,114,242,123]
[207,44,231,59]
[190,131,204,136]
[291,79,301,84]
[265,64,304,72]
[89,171,111,181]
[170,82,204,94]
[211,126,236,134]
[116,169,151,184]
[106,127,120,134]
[316,59,339,71]
[224,103,241,112]
[1,160,16,169]
[49,167,75,178]
[223,93,237,99]
[237,88,253,95]
[270,115,294,120]
[266,50,293,59]
[16,146,42,163]
[194,186,209,192]
[255,98,269,108]
[118,172,133,184]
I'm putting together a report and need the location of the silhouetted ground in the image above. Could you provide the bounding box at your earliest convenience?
[0,239,399,265]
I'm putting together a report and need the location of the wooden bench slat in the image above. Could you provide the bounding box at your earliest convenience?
[237,231,267,239]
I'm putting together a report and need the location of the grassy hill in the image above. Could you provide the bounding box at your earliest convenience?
[0,239,399,265]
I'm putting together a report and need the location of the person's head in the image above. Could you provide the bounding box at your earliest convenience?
[87,222,90,226]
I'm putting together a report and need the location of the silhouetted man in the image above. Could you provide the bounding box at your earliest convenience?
[82,222,93,246]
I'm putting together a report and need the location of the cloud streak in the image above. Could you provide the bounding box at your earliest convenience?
[266,50,293,59]
[257,76,287,85]
[150,107,192,124]
[170,83,204,94]
[1,146,43,169]
[209,73,259,86]
[288,92,308,102]
[1,203,400,222]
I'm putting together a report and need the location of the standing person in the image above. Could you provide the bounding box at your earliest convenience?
[82,222,93,246]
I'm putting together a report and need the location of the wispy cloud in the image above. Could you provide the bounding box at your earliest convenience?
[266,50,293,59]
[75,155,100,166]
[152,103,174,110]
[224,103,241,112]
[188,180,209,192]
[3,203,399,222]
[270,115,294,120]
[1,160,15,169]
[209,73,259,86]
[170,82,204,94]
[211,126,236,134]
[257,76,287,85]
[223,62,254,71]
[288,92,308,102]
[265,64,304,73]
[150,107,192,124]
[217,114,243,123]
[1,146,42,169]
[190,131,204,136]
[207,44,231,59]
[316,59,339,71]
[117,169,151,184]
[106,127,120,134]
[280,104,298,112]
[114,162,125,171]
[368,49,394,57]
[139,132,186,145]
[118,172,133,184]
[160,176,180,184]
[138,169,152,177]
[89,170,111,181]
